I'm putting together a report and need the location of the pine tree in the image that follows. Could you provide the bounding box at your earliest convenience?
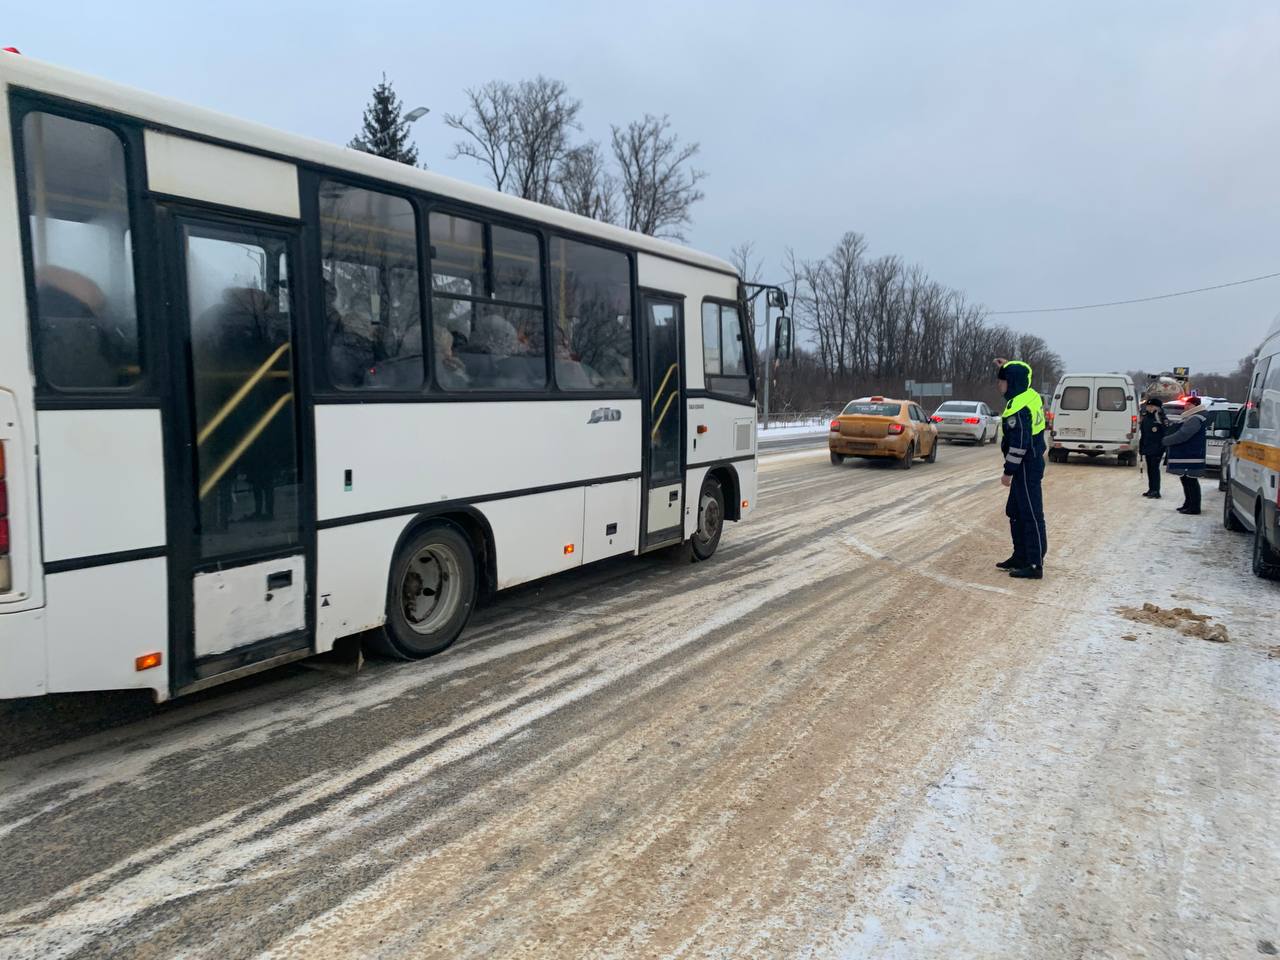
[349,74,420,166]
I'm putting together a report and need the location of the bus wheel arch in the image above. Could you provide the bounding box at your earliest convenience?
[706,465,742,523]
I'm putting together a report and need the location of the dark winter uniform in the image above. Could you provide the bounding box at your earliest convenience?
[999,361,1048,574]
[1138,404,1167,496]
[1162,403,1208,514]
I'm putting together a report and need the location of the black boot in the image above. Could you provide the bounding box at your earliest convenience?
[996,555,1023,570]
[1009,565,1043,579]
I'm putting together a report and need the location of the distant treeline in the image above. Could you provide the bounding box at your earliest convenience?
[748,232,1064,413]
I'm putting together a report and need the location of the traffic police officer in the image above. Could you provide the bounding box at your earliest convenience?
[994,358,1047,579]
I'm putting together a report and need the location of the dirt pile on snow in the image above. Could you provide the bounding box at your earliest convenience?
[1118,602,1229,643]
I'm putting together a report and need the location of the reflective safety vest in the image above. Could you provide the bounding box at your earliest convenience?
[1002,388,1046,435]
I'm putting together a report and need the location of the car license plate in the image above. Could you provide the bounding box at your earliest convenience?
[1059,427,1085,438]
[945,418,961,424]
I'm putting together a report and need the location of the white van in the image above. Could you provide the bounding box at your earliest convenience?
[1046,373,1139,465]
[1223,315,1280,579]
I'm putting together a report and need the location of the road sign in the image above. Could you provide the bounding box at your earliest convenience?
[908,381,952,398]
[1172,366,1190,377]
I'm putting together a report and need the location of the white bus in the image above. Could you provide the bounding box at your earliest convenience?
[0,53,760,701]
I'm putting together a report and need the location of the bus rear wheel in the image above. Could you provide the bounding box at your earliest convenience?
[374,522,477,660]
[691,476,725,561]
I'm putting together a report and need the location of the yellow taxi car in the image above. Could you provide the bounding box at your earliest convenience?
[829,396,939,469]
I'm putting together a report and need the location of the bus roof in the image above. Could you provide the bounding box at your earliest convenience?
[0,52,736,277]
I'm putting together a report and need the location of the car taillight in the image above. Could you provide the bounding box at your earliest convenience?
[829,419,841,431]
[963,417,980,424]
[888,423,905,435]
[930,415,943,422]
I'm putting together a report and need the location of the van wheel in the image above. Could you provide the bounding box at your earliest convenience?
[691,476,725,561]
[372,522,477,660]
[830,451,845,465]
[899,444,915,470]
[1252,506,1280,580]
[1223,490,1245,532]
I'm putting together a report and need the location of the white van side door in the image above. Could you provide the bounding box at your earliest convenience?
[1092,378,1133,445]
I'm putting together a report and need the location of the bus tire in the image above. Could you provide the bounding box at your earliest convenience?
[374,522,477,660]
[691,476,725,561]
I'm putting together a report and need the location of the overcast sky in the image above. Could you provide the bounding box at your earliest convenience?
[9,1,1279,373]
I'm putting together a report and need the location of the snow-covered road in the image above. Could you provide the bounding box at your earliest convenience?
[0,446,1276,958]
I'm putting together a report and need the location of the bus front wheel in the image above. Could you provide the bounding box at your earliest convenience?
[374,521,477,660]
[691,476,725,561]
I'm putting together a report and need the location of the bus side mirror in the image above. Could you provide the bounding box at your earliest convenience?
[773,314,793,360]
[767,289,788,309]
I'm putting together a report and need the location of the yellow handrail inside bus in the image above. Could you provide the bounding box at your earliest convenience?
[198,392,293,500]
[197,341,291,447]
[651,390,678,443]
[651,363,677,411]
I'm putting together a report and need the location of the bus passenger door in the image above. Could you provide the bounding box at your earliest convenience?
[641,293,685,549]
[162,211,313,692]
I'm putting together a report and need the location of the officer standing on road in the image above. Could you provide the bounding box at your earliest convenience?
[994,358,1048,579]
[1161,394,1209,514]
[1139,397,1167,498]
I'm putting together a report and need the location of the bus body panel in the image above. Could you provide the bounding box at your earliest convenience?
[315,516,412,653]
[145,130,300,219]
[36,409,166,562]
[313,400,643,523]
[478,488,586,590]
[45,558,169,698]
[686,397,756,466]
[0,608,46,698]
[582,478,640,564]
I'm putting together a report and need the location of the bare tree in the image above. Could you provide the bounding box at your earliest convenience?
[444,81,515,192]
[445,76,580,202]
[509,77,581,203]
[555,141,619,223]
[610,114,706,240]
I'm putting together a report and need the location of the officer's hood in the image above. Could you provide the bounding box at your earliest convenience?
[1000,362,1032,401]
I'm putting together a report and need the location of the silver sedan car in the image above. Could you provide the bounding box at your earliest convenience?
[929,400,999,444]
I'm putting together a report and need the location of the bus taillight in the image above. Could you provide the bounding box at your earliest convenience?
[0,441,9,592]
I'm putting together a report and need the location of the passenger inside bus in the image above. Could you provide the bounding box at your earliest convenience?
[34,265,135,389]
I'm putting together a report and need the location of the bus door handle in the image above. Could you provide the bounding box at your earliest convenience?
[669,490,680,503]
[266,570,293,591]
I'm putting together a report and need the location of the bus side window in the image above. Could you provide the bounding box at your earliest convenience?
[429,213,548,391]
[319,181,423,391]
[549,237,634,392]
[20,112,142,391]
